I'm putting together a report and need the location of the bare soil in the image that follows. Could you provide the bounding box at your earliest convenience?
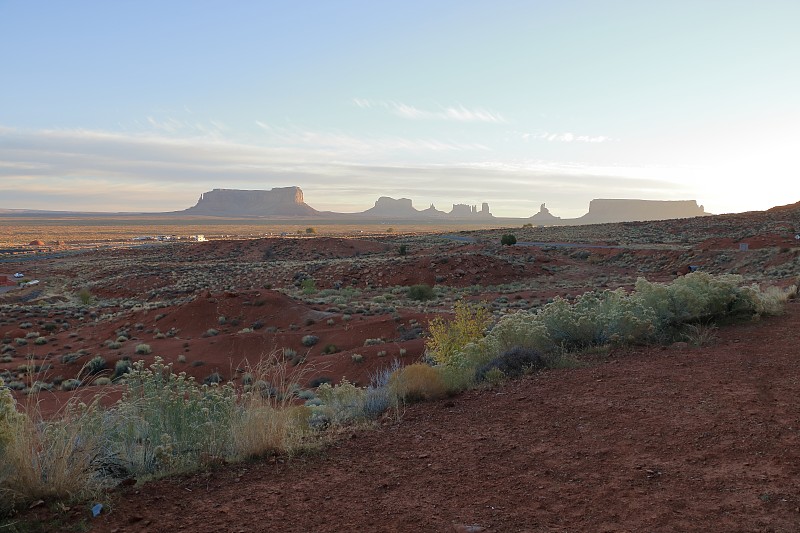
[82,301,800,533]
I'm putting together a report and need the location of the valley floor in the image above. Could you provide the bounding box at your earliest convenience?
[89,301,800,532]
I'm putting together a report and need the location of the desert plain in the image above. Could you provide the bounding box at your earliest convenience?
[1,203,800,532]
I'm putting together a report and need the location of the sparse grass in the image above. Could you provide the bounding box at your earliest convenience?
[682,323,719,347]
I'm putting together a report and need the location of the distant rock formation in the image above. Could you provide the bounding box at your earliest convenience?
[359,197,492,219]
[576,199,707,224]
[177,187,704,224]
[183,187,318,217]
[529,203,561,224]
[361,197,419,217]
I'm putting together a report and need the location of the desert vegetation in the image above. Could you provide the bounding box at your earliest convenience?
[0,272,795,518]
[1,207,800,527]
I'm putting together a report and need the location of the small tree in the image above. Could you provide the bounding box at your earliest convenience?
[305,227,316,234]
[501,234,517,246]
[398,244,408,256]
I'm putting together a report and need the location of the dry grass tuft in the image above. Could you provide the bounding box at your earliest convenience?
[390,363,447,403]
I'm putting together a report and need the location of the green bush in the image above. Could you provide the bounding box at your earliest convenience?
[408,284,435,301]
[501,234,517,246]
[301,278,317,295]
[135,343,152,355]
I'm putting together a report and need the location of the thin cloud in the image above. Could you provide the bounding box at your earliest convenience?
[353,99,507,124]
[522,131,613,143]
[0,124,688,216]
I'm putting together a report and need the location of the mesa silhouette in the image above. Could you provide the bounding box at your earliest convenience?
[180,186,708,224]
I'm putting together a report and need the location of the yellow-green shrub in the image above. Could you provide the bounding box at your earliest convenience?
[426,301,491,365]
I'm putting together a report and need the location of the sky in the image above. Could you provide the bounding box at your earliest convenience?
[1,0,799,218]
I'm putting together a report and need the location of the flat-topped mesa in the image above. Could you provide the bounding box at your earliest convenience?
[362,197,418,217]
[183,186,318,216]
[579,199,707,224]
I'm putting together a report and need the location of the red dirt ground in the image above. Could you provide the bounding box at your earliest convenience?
[83,300,800,533]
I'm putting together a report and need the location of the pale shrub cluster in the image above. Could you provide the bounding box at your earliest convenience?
[455,273,795,368]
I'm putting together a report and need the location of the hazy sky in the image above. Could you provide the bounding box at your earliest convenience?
[1,1,799,217]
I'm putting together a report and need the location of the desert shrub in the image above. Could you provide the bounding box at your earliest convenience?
[135,343,152,355]
[204,328,219,337]
[301,279,317,295]
[60,379,81,391]
[232,404,310,460]
[112,359,132,381]
[33,337,47,345]
[426,301,491,365]
[536,289,655,351]
[0,379,23,454]
[458,274,794,370]
[14,338,27,346]
[0,397,110,516]
[476,347,545,382]
[107,341,122,350]
[501,234,517,246]
[305,227,316,234]
[398,244,408,256]
[408,284,435,301]
[434,364,475,395]
[314,379,368,425]
[322,344,339,354]
[682,323,718,347]
[301,335,318,347]
[60,353,80,365]
[203,372,223,386]
[308,376,333,388]
[83,356,107,376]
[78,288,93,305]
[389,363,446,403]
[351,353,364,363]
[107,357,237,477]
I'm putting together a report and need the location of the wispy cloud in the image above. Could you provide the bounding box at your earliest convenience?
[0,124,687,216]
[522,131,613,143]
[353,99,507,124]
